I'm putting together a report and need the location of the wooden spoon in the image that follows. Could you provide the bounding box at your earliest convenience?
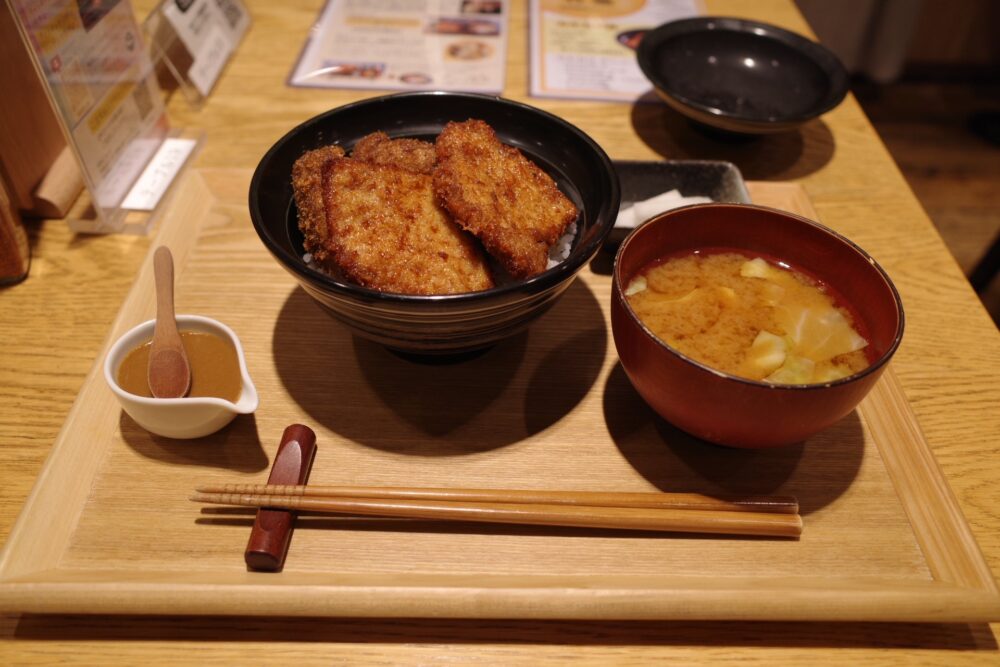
[147,246,191,398]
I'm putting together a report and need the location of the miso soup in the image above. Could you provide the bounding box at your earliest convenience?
[625,249,870,384]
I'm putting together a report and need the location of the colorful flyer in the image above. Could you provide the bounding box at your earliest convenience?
[289,0,508,94]
[529,0,701,101]
[10,0,172,232]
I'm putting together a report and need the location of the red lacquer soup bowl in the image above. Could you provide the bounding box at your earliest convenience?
[611,203,904,448]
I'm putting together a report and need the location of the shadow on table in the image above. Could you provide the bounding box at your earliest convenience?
[630,90,836,181]
[270,280,607,456]
[119,411,268,472]
[602,363,864,515]
[13,614,996,652]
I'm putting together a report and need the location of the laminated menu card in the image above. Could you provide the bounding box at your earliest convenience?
[529,0,701,101]
[289,0,509,94]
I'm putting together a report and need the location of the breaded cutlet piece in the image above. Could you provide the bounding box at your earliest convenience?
[433,119,579,279]
[291,144,346,263]
[320,157,494,295]
[352,131,436,175]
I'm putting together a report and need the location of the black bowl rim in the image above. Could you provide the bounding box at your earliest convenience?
[613,202,905,391]
[636,16,850,127]
[249,91,621,305]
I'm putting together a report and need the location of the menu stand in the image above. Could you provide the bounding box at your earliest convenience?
[6,0,205,234]
[144,0,251,110]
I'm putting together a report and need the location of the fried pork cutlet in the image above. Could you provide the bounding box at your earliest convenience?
[320,157,494,295]
[291,144,346,264]
[352,131,436,175]
[433,119,579,279]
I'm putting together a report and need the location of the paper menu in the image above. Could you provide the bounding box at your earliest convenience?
[529,0,701,101]
[289,0,508,94]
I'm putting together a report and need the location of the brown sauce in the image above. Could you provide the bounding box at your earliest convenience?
[117,330,242,401]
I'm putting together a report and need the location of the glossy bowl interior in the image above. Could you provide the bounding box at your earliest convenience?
[249,91,620,355]
[104,315,259,439]
[611,204,904,447]
[637,17,849,135]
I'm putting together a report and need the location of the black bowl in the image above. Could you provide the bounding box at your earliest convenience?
[637,17,849,135]
[249,92,620,355]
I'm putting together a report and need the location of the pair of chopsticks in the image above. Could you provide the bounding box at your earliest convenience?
[192,485,802,538]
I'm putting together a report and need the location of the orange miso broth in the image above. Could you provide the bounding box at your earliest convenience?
[624,249,871,384]
[116,330,242,401]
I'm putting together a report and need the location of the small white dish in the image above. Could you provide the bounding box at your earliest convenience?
[104,315,259,439]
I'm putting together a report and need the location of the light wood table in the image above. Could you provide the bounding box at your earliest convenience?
[2,0,999,663]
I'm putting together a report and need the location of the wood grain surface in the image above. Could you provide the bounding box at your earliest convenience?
[1,0,999,664]
[0,169,993,623]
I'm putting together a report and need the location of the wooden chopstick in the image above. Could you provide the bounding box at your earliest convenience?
[190,492,802,538]
[194,484,799,515]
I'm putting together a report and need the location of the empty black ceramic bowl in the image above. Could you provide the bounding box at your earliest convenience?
[637,17,849,135]
[249,91,620,355]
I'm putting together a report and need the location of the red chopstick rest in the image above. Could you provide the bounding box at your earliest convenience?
[244,424,317,571]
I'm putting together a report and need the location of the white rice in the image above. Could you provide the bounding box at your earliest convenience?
[546,220,577,270]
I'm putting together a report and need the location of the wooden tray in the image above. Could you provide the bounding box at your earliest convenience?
[1,169,998,621]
